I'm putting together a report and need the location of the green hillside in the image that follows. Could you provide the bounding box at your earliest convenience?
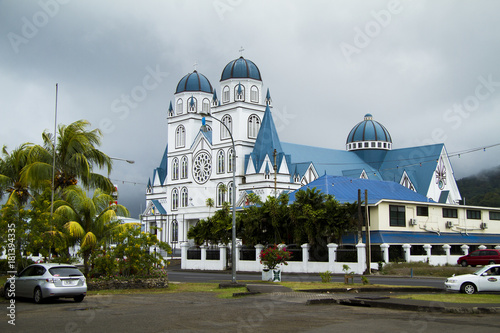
[456,166,500,208]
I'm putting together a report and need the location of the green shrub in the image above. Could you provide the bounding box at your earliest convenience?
[319,271,332,283]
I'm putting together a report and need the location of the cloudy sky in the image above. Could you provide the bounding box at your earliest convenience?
[1,0,499,218]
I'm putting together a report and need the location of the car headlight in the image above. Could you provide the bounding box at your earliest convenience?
[446,279,457,283]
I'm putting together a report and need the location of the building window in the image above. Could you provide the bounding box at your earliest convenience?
[235,83,244,101]
[228,148,234,172]
[467,210,481,219]
[221,115,232,140]
[172,158,179,180]
[175,125,185,148]
[364,142,369,148]
[217,150,225,174]
[371,142,376,147]
[181,187,188,207]
[377,142,382,148]
[217,183,226,206]
[172,188,179,210]
[442,208,458,218]
[192,151,212,184]
[223,86,230,103]
[176,99,183,115]
[490,211,500,220]
[188,96,197,112]
[181,156,188,179]
[248,114,261,138]
[417,206,429,216]
[250,86,259,102]
[228,182,233,205]
[202,98,210,113]
[389,205,406,227]
[171,220,178,242]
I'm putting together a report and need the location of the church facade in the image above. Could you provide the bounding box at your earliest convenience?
[142,56,463,251]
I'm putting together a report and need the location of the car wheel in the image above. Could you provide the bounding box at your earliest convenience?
[3,284,12,300]
[33,287,44,304]
[461,282,476,295]
[74,295,85,303]
[461,261,467,267]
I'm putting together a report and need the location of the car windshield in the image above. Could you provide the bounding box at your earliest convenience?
[49,267,84,277]
[473,267,487,275]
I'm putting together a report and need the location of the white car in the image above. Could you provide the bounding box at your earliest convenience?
[445,264,500,294]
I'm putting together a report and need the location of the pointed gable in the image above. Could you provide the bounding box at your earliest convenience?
[153,144,168,185]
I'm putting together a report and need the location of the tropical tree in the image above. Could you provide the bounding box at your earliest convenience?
[53,185,129,276]
[205,198,214,217]
[22,119,114,193]
[0,144,33,206]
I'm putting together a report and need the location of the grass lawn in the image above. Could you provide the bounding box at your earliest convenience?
[279,281,423,290]
[395,293,500,304]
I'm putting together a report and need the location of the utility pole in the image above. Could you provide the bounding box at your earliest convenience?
[357,189,362,243]
[365,189,371,275]
[273,149,277,198]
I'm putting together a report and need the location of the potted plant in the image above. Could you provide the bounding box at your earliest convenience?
[259,244,292,282]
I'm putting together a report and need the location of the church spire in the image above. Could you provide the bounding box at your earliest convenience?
[265,88,272,106]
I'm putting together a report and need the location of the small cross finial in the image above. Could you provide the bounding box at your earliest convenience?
[193,61,198,71]
[239,47,245,57]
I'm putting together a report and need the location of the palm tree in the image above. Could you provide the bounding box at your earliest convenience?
[0,144,33,206]
[22,119,114,193]
[205,198,214,217]
[53,185,129,276]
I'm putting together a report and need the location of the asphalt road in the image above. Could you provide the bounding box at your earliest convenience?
[167,269,446,289]
[3,290,499,333]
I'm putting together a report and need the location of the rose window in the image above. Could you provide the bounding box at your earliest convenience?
[193,151,212,184]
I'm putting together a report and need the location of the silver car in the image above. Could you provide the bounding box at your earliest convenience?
[4,263,87,303]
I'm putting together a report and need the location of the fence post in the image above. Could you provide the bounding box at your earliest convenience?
[301,243,310,272]
[327,243,338,272]
[380,243,390,264]
[219,245,227,271]
[402,244,411,262]
[461,244,469,255]
[423,244,432,262]
[235,243,242,271]
[255,244,264,266]
[356,243,366,274]
[442,244,451,264]
[180,243,189,269]
[479,244,487,250]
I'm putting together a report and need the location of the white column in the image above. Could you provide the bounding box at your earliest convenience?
[235,244,242,271]
[380,243,390,263]
[356,243,366,274]
[328,243,338,262]
[255,244,264,266]
[301,243,310,271]
[219,245,227,271]
[423,244,432,257]
[200,245,207,261]
[479,244,487,250]
[180,243,189,269]
[442,244,451,265]
[461,244,469,255]
[402,244,411,262]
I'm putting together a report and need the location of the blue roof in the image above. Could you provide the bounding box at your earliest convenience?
[343,231,500,245]
[176,71,213,94]
[288,174,432,204]
[153,144,168,185]
[151,199,167,215]
[247,105,286,172]
[347,114,392,144]
[221,57,262,81]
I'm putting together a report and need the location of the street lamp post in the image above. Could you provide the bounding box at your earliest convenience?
[201,113,237,284]
[110,157,135,164]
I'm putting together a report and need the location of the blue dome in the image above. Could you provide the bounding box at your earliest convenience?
[346,114,392,144]
[176,71,213,94]
[221,57,262,81]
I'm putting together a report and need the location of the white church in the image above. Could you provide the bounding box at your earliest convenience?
[141,56,500,255]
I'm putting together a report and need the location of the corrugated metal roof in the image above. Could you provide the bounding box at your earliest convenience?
[344,231,500,245]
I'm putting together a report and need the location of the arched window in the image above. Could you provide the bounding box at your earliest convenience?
[217,183,226,206]
[172,188,179,210]
[217,150,225,174]
[171,220,178,242]
[227,148,234,173]
[248,114,261,138]
[181,187,188,207]
[176,99,183,115]
[250,86,259,102]
[188,96,197,112]
[202,98,210,113]
[228,182,234,205]
[221,115,232,140]
[235,83,244,101]
[223,86,230,103]
[175,125,185,148]
[172,158,179,180]
[181,156,188,179]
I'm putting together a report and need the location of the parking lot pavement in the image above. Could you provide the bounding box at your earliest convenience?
[3,289,500,332]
